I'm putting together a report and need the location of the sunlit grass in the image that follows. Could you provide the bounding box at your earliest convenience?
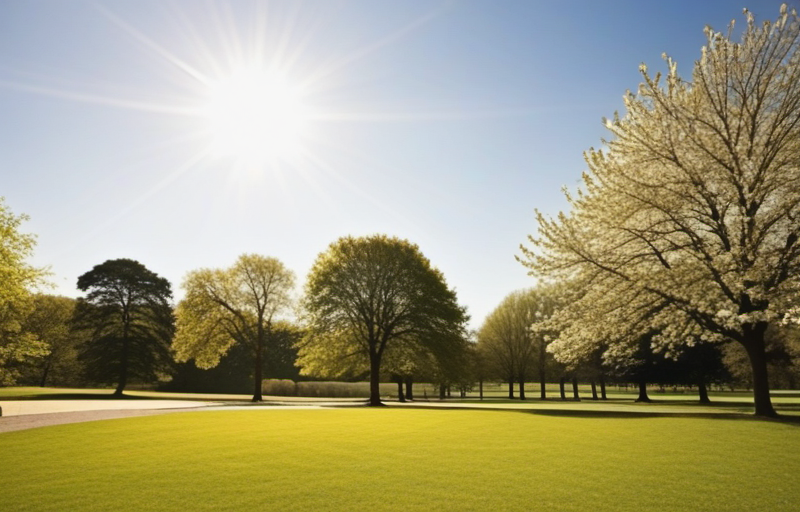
[2,408,799,512]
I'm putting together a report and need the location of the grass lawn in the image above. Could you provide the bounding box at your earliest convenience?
[2,407,799,512]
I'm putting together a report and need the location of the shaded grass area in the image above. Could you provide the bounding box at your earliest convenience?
[2,408,800,512]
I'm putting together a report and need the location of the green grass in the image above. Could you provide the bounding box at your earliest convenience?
[2,408,800,511]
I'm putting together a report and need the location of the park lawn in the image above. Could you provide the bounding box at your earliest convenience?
[2,408,799,512]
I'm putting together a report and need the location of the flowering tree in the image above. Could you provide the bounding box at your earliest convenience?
[520,5,800,417]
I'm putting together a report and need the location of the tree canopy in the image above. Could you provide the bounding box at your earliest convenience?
[75,259,174,395]
[172,254,295,401]
[299,235,469,406]
[0,198,48,385]
[478,287,558,399]
[520,5,800,416]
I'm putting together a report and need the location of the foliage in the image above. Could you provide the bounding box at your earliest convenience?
[298,235,469,405]
[521,5,800,416]
[75,259,174,394]
[3,409,800,512]
[172,254,295,401]
[0,198,48,385]
[166,320,301,394]
[477,286,558,398]
[17,295,86,387]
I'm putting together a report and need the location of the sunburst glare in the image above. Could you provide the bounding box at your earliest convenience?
[202,68,312,166]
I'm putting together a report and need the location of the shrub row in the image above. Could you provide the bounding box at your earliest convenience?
[262,379,396,398]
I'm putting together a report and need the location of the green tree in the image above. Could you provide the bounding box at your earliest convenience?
[172,254,295,401]
[299,235,469,406]
[75,259,174,395]
[477,287,556,400]
[521,5,800,417]
[0,198,48,385]
[20,295,85,387]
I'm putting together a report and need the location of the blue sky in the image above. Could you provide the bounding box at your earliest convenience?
[1,0,789,328]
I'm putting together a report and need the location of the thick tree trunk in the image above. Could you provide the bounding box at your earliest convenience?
[742,323,777,417]
[369,352,383,406]
[590,381,598,400]
[508,375,515,399]
[405,377,414,401]
[396,378,406,402]
[599,374,607,400]
[571,376,580,401]
[636,380,651,402]
[439,383,446,400]
[698,378,710,404]
[559,376,566,400]
[479,378,484,400]
[518,375,526,400]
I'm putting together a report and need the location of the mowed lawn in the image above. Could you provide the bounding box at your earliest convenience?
[2,408,799,512]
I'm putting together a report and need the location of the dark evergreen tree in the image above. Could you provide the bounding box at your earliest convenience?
[75,259,174,395]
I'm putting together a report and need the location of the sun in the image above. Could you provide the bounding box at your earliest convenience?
[203,68,310,165]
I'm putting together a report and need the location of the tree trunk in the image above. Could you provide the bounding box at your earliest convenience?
[115,313,130,396]
[368,350,383,406]
[396,378,406,402]
[599,374,607,400]
[591,381,598,400]
[252,324,265,402]
[698,378,710,404]
[439,383,446,400]
[559,376,566,400]
[636,380,651,402]
[742,323,777,417]
[508,375,515,399]
[39,359,52,388]
[479,378,483,400]
[405,377,414,401]
[518,375,526,400]
[571,376,580,401]
[539,342,547,400]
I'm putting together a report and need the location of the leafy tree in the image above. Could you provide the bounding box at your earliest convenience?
[20,295,85,387]
[478,287,556,399]
[0,198,47,384]
[166,320,301,394]
[172,254,295,401]
[75,259,174,395]
[521,6,800,417]
[298,235,469,406]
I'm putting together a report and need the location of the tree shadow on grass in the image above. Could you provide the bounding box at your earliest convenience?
[397,403,800,426]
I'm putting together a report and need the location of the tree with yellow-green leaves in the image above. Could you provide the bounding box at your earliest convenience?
[172,254,295,401]
[0,198,48,385]
[298,235,469,406]
[521,5,800,417]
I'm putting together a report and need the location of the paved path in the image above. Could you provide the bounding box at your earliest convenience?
[0,399,366,434]
[0,400,220,434]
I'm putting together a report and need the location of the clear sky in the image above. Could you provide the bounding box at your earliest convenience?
[1,0,790,329]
